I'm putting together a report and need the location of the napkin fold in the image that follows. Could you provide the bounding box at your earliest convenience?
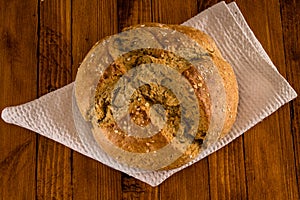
[1,2,297,186]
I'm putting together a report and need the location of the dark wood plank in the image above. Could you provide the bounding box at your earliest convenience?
[208,138,247,199]
[196,0,298,199]
[117,0,152,31]
[37,0,72,199]
[116,0,161,199]
[71,0,122,199]
[121,174,160,200]
[197,0,221,11]
[152,0,198,24]
[72,0,118,79]
[1,0,299,199]
[37,141,72,199]
[194,1,248,199]
[38,0,73,96]
[0,0,38,199]
[234,0,299,199]
[160,162,210,200]
[280,0,300,197]
[150,1,211,199]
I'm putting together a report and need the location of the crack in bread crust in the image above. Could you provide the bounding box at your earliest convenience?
[94,48,210,155]
[75,23,238,170]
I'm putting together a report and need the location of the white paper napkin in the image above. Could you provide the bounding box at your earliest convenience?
[1,2,297,186]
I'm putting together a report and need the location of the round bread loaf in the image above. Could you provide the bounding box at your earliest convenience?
[74,23,239,170]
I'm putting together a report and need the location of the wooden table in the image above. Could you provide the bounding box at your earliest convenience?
[1,0,299,199]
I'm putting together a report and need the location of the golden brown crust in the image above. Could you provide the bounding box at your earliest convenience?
[119,23,239,169]
[94,48,210,155]
[125,23,239,139]
[76,22,238,170]
[167,24,239,138]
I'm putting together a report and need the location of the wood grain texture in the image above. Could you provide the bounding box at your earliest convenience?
[37,0,73,199]
[152,0,198,24]
[116,1,160,199]
[71,0,122,199]
[193,1,249,199]
[280,0,300,196]
[0,0,38,199]
[208,138,247,199]
[117,0,152,31]
[151,1,210,199]
[160,162,210,200]
[235,0,299,199]
[0,0,299,199]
